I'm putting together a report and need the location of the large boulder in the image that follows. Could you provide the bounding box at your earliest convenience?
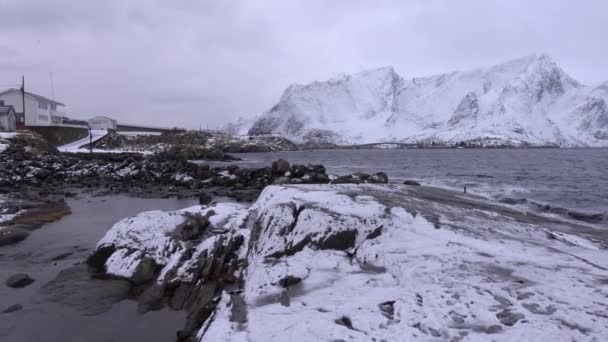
[271,159,291,175]
[369,172,389,184]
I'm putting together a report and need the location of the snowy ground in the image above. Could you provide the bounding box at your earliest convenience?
[0,194,21,224]
[93,184,608,341]
[0,132,19,153]
[117,131,163,136]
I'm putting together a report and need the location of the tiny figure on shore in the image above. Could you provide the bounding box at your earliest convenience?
[464,186,467,193]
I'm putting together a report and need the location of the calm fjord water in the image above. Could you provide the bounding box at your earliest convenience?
[228,148,608,215]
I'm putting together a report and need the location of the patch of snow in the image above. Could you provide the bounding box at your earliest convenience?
[0,132,18,139]
[117,131,163,136]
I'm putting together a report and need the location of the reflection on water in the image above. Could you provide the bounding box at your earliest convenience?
[0,195,198,342]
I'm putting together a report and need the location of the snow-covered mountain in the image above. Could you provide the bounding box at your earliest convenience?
[247,54,608,147]
[221,115,260,136]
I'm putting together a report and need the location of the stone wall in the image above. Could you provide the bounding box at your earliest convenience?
[27,126,89,147]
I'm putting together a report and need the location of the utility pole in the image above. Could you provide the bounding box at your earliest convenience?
[50,71,55,100]
[89,123,93,154]
[21,76,26,128]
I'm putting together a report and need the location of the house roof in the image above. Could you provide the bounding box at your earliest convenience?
[0,88,65,106]
[0,105,15,115]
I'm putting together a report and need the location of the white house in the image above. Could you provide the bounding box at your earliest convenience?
[88,116,117,130]
[0,100,16,132]
[0,88,66,128]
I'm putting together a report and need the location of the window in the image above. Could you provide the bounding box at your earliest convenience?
[38,102,48,110]
[51,104,57,111]
[38,114,49,121]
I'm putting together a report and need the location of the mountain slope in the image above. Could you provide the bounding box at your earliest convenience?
[248,54,608,147]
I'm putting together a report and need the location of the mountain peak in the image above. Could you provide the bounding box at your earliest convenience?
[355,66,397,78]
[246,54,605,146]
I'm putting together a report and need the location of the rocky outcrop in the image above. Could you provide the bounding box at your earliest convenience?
[86,202,250,340]
[89,184,608,341]
[88,130,299,153]
[330,172,389,184]
[1,140,376,198]
[0,131,58,156]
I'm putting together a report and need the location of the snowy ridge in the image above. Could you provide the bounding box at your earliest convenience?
[248,54,608,147]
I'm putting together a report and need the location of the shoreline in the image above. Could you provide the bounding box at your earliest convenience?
[84,183,608,341]
[1,132,607,341]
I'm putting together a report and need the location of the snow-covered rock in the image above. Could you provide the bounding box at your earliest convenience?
[91,202,248,285]
[206,184,607,341]
[248,54,608,147]
[90,184,608,340]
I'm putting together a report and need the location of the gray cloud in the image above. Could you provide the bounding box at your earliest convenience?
[0,0,607,129]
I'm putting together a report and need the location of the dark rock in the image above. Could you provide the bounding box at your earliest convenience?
[168,282,192,310]
[369,172,389,184]
[379,300,395,319]
[330,175,360,184]
[0,227,30,246]
[316,230,357,250]
[137,284,166,313]
[34,168,52,179]
[173,212,212,241]
[272,159,291,175]
[2,304,23,313]
[198,192,213,205]
[290,164,310,178]
[335,316,356,330]
[485,325,503,334]
[85,245,117,274]
[352,173,370,181]
[403,180,421,186]
[366,226,383,240]
[5,273,35,288]
[496,309,525,326]
[310,164,326,175]
[131,257,159,285]
[278,275,302,288]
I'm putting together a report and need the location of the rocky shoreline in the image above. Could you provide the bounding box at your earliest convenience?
[0,132,389,247]
[3,132,606,341]
[85,184,608,341]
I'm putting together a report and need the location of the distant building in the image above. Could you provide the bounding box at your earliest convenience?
[89,116,117,130]
[0,88,66,128]
[0,100,16,132]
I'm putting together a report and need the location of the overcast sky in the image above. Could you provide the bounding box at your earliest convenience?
[0,0,606,128]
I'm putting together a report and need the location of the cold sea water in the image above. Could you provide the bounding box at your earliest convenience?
[226,148,608,225]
